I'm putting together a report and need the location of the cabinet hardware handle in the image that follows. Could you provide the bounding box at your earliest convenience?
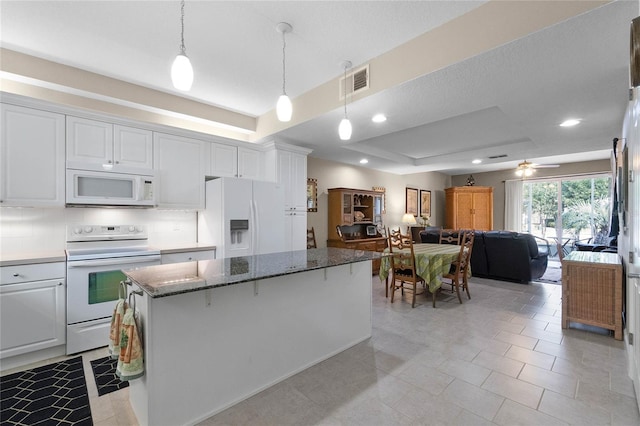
[13,273,19,277]
[115,160,119,164]
[58,282,63,286]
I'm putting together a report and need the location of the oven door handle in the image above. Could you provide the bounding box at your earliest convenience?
[67,255,161,268]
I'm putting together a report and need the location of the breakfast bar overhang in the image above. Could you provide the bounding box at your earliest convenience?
[123,248,378,426]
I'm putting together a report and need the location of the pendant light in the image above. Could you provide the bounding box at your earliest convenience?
[338,60,353,141]
[171,0,194,91]
[276,22,293,122]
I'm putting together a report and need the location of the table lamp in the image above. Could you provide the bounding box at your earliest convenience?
[402,213,416,234]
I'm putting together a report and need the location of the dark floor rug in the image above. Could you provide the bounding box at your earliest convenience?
[0,356,92,425]
[89,356,128,397]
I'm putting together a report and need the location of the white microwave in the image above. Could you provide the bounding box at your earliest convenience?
[66,169,155,207]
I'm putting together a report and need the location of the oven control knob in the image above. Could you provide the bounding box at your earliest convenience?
[73,227,83,234]
[135,226,142,232]
[84,226,93,233]
[128,226,136,233]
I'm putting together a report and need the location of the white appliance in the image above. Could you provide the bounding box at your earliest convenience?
[198,178,286,258]
[65,225,160,354]
[66,169,155,207]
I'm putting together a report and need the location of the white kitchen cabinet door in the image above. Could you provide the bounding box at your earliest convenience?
[210,142,238,178]
[154,132,207,209]
[0,104,65,206]
[238,147,261,179]
[66,116,113,167]
[113,125,153,169]
[291,152,307,210]
[277,150,308,212]
[284,211,308,251]
[0,276,66,359]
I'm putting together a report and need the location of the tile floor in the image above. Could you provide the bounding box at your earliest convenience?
[2,275,639,425]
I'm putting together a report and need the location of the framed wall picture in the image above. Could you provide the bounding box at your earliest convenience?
[405,187,418,216]
[420,190,431,218]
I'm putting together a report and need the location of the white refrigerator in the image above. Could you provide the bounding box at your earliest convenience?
[198,178,286,258]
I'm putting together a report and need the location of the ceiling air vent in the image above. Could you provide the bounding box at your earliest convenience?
[339,64,370,100]
[488,154,508,159]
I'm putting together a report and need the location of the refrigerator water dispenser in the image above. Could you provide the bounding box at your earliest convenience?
[230,219,249,245]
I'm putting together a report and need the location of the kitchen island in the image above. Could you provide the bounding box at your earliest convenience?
[123,248,379,426]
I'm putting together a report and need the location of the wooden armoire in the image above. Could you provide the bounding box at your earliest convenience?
[445,186,493,230]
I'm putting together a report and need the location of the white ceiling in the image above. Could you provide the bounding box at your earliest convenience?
[1,0,637,176]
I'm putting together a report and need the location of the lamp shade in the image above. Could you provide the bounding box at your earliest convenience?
[338,117,352,140]
[276,94,293,122]
[171,53,194,91]
[402,213,416,225]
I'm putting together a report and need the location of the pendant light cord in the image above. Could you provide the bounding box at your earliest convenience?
[179,0,186,54]
[343,65,348,118]
[281,30,287,95]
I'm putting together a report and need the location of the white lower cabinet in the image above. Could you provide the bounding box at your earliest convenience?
[0,262,66,359]
[161,249,216,264]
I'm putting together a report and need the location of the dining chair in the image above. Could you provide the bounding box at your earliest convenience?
[387,227,425,308]
[307,227,317,249]
[441,230,475,303]
[439,228,461,245]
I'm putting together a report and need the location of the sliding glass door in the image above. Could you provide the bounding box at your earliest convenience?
[521,174,612,258]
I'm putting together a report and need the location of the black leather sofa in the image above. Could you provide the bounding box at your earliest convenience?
[420,230,549,284]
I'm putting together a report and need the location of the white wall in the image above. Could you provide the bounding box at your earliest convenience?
[0,207,197,254]
[307,157,451,248]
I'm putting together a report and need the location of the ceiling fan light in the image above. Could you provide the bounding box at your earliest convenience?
[276,94,292,122]
[339,118,352,140]
[515,169,523,177]
[524,168,533,177]
[171,53,193,91]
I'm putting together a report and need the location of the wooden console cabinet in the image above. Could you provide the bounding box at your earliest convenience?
[445,186,493,230]
[561,251,623,340]
[327,188,385,273]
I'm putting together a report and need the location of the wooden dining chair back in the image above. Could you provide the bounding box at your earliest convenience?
[307,227,317,249]
[387,228,424,308]
[442,230,475,303]
[439,229,461,245]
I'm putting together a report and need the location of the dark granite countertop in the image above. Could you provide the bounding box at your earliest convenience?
[123,247,381,298]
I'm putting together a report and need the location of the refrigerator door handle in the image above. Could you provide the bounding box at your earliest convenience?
[251,199,258,254]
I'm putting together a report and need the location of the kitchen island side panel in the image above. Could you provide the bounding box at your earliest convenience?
[132,261,372,426]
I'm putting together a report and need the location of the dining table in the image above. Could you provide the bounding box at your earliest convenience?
[379,243,462,294]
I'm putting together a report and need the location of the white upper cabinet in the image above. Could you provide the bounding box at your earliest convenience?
[0,104,65,207]
[210,142,238,178]
[66,116,152,172]
[113,125,154,169]
[154,132,207,209]
[278,150,308,211]
[238,147,261,180]
[210,142,261,180]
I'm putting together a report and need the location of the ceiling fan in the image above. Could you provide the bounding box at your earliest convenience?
[515,160,559,177]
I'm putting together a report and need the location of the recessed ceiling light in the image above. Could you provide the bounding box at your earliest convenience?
[359,158,369,164]
[560,119,581,127]
[472,159,482,164]
[371,114,387,123]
